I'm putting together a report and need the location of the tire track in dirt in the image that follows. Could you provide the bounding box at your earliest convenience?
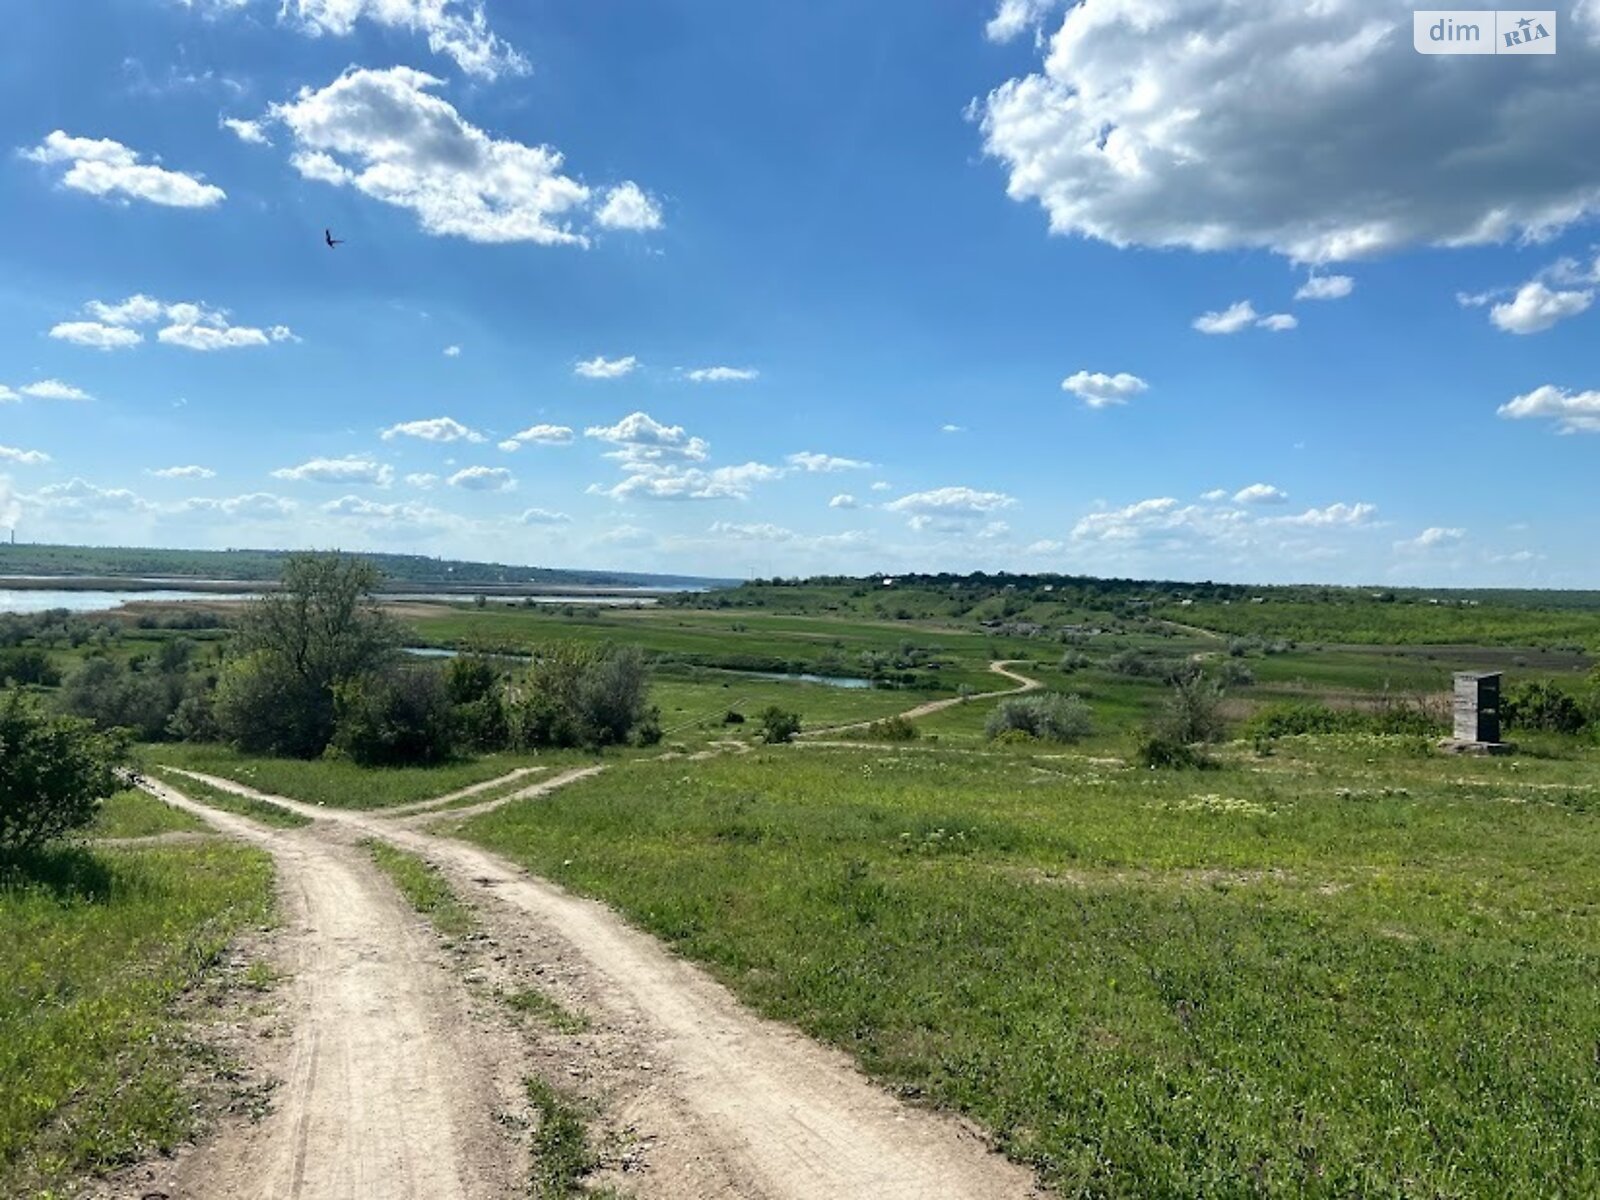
[167,766,1044,1200]
[799,658,1043,739]
[132,778,530,1200]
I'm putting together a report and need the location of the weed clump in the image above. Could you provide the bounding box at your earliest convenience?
[985,694,1093,743]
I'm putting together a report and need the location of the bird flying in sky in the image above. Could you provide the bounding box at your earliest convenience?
[324,228,344,249]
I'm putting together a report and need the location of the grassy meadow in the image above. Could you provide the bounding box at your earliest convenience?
[0,839,273,1197]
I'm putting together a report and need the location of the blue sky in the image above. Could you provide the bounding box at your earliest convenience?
[2,0,1597,585]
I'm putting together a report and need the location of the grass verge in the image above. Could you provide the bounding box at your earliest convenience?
[363,841,475,938]
[149,768,311,829]
[0,841,273,1196]
[88,788,206,839]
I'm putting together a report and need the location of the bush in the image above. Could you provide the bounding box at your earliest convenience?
[508,643,652,750]
[1243,698,1444,741]
[331,669,458,766]
[0,647,61,688]
[722,709,747,725]
[758,706,802,744]
[1217,660,1255,688]
[1153,675,1228,746]
[445,656,508,751]
[1059,651,1092,674]
[865,715,921,741]
[1503,681,1589,734]
[0,689,126,850]
[59,656,203,743]
[1136,732,1212,770]
[984,694,1093,743]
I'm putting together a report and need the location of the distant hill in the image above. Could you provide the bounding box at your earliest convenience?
[0,543,737,592]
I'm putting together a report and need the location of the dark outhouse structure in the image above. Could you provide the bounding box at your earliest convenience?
[1452,671,1502,744]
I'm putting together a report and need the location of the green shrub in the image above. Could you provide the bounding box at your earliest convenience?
[1243,698,1444,741]
[758,706,802,744]
[984,694,1093,743]
[0,648,60,688]
[331,669,458,766]
[0,689,126,850]
[1153,675,1229,746]
[865,715,920,741]
[1503,681,1589,735]
[508,643,652,750]
[1059,651,1092,674]
[1136,732,1212,770]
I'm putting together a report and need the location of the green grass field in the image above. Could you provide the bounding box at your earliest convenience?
[0,842,273,1197]
[88,788,207,839]
[147,768,312,829]
[458,739,1600,1197]
[364,841,476,939]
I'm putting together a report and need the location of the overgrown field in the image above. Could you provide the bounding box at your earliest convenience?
[459,740,1600,1197]
[0,841,273,1196]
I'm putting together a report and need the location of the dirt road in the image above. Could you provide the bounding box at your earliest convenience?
[157,761,1043,1200]
[134,778,530,1200]
[800,658,1042,738]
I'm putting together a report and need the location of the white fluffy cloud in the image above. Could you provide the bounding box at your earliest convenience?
[1234,483,1288,505]
[30,478,153,515]
[980,2,1600,262]
[184,492,296,519]
[1488,282,1593,334]
[1267,502,1378,528]
[1498,385,1600,434]
[148,465,216,479]
[280,0,527,80]
[1399,526,1466,551]
[1061,370,1148,408]
[405,473,439,489]
[594,182,663,231]
[829,494,859,510]
[885,486,1017,530]
[575,354,638,379]
[584,412,708,465]
[22,131,225,207]
[520,507,572,525]
[1257,313,1298,332]
[591,462,783,503]
[443,344,462,357]
[380,416,484,443]
[272,456,394,486]
[222,117,270,145]
[786,451,872,473]
[52,294,295,352]
[321,495,448,528]
[498,424,574,451]
[448,465,515,492]
[0,445,50,466]
[1296,274,1355,301]
[1192,301,1258,335]
[10,380,92,402]
[267,67,641,246]
[686,366,759,383]
[47,322,143,350]
[709,521,794,542]
[985,0,1066,42]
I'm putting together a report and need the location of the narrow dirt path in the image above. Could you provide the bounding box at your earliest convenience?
[800,658,1042,738]
[168,767,1044,1200]
[373,765,544,818]
[133,778,531,1200]
[391,764,605,826]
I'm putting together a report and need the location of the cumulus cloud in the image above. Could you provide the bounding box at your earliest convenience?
[1399,526,1466,551]
[30,478,153,514]
[594,182,663,231]
[1266,502,1379,528]
[321,495,448,527]
[443,344,462,357]
[885,486,1017,530]
[278,0,527,80]
[1498,385,1600,434]
[829,494,858,509]
[14,380,92,402]
[1296,274,1355,301]
[48,322,143,350]
[685,366,758,383]
[498,424,574,452]
[447,465,515,491]
[1234,483,1288,505]
[979,2,1600,262]
[272,456,394,486]
[1257,313,1298,332]
[985,0,1067,43]
[575,354,638,379]
[591,462,783,502]
[584,412,708,466]
[222,117,270,145]
[941,424,965,434]
[520,507,571,525]
[1488,281,1593,334]
[380,416,484,443]
[405,473,439,489]
[0,445,50,466]
[786,451,872,473]
[52,294,295,352]
[1193,301,1259,334]
[1061,370,1148,408]
[266,67,639,246]
[148,465,216,479]
[22,130,225,207]
[184,492,296,519]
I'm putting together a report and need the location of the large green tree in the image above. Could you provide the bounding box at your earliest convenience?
[215,554,398,757]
